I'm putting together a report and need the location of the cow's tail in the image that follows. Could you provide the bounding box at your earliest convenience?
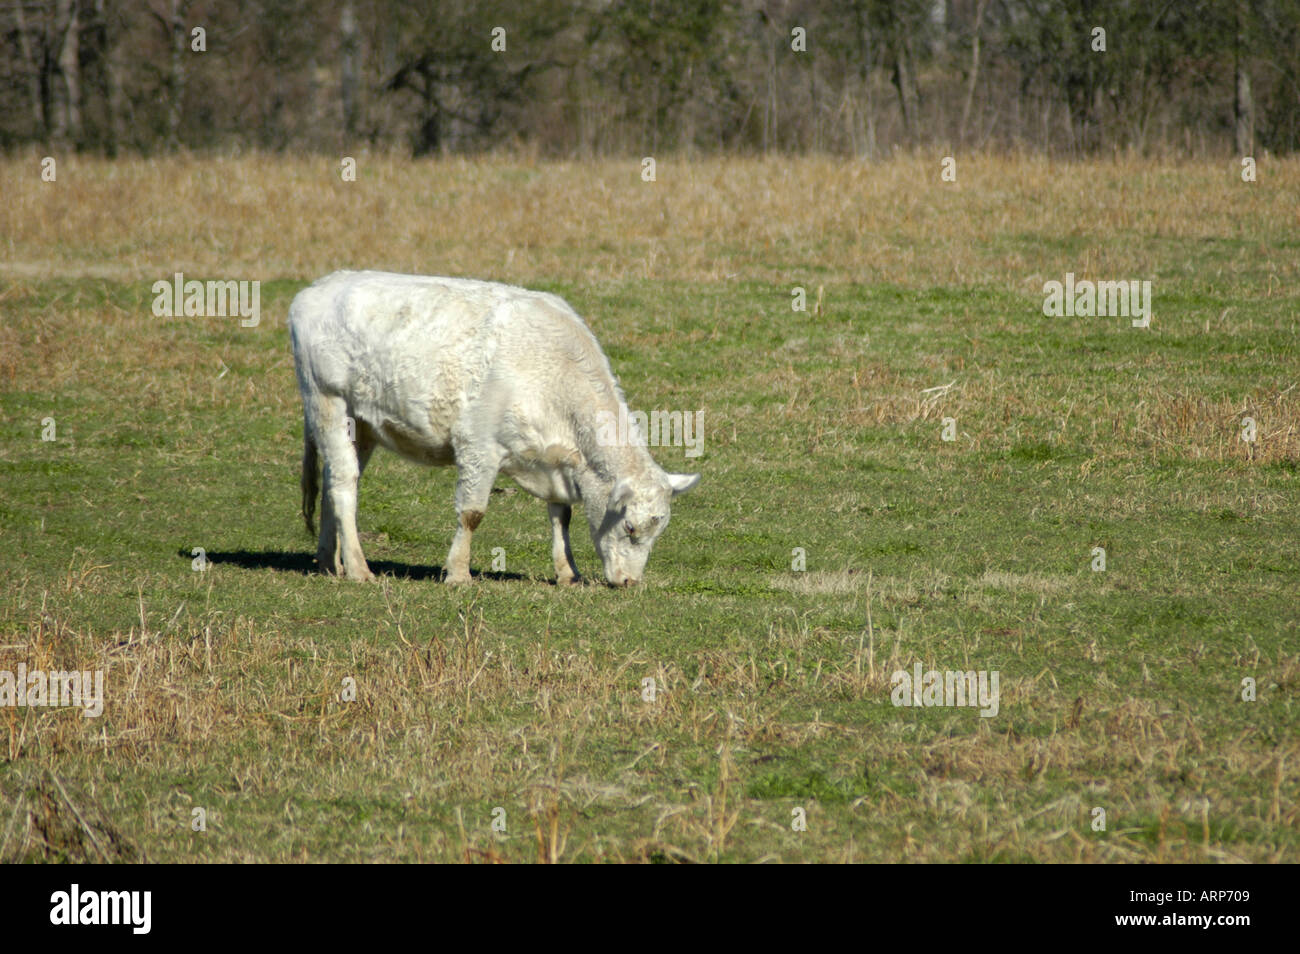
[301,429,320,537]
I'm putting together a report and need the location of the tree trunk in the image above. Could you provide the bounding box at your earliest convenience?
[341,0,360,141]
[852,1,876,159]
[765,32,777,152]
[167,0,187,149]
[959,0,988,145]
[885,5,919,143]
[1234,5,1254,155]
[94,0,126,154]
[53,0,82,148]
[892,45,918,140]
[14,1,48,138]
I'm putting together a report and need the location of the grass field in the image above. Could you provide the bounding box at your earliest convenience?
[1,153,1297,862]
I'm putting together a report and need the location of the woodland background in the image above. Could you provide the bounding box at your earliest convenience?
[2,0,1297,158]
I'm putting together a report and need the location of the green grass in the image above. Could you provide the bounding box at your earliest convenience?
[2,222,1298,863]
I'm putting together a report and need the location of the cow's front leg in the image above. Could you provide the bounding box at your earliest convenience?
[445,457,498,584]
[548,503,581,584]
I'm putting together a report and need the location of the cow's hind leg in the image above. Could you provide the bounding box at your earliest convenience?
[548,503,580,584]
[354,419,378,478]
[315,397,374,581]
[445,452,500,584]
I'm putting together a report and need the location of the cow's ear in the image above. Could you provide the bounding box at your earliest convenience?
[666,472,701,497]
[608,477,636,511]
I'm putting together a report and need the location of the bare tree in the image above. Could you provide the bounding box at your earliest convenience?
[93,0,127,154]
[51,0,80,146]
[1234,0,1254,155]
[13,0,49,138]
[959,0,989,146]
[149,0,189,149]
[882,1,921,141]
[341,0,360,141]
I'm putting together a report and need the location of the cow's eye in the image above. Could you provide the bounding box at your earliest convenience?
[623,520,636,537]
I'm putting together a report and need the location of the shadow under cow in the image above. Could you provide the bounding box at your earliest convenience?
[181,548,527,583]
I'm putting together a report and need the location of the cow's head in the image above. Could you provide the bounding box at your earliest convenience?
[589,470,700,586]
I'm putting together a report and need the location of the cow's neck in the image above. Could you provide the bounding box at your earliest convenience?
[573,390,657,496]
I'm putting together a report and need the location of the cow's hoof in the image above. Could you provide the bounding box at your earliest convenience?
[445,572,473,585]
[346,567,375,582]
[556,573,582,586]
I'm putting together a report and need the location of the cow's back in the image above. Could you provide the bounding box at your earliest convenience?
[289,271,610,464]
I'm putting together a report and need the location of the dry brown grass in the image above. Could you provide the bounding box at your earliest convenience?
[3,152,1298,288]
[4,562,1296,862]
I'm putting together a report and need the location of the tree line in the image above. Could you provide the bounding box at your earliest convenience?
[3,0,1297,157]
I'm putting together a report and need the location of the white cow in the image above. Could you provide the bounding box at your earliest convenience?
[288,270,700,586]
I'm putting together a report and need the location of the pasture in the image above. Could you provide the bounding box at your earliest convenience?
[0,154,1297,862]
